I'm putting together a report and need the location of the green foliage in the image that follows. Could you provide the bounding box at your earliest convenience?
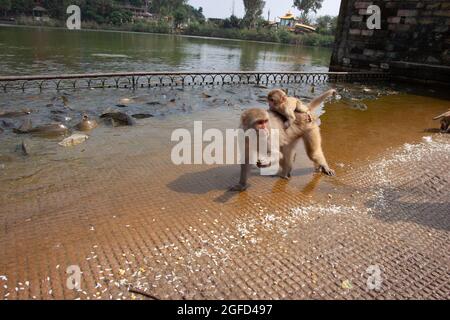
[6,0,204,25]
[173,6,187,28]
[8,0,334,48]
[315,15,337,35]
[10,0,34,15]
[0,0,12,14]
[242,0,265,29]
[294,0,324,15]
[223,15,241,29]
[183,22,334,47]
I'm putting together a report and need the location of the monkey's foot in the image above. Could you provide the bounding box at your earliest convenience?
[278,172,292,180]
[257,159,272,168]
[229,184,249,192]
[317,166,336,176]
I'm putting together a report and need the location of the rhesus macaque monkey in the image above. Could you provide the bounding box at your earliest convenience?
[233,109,278,190]
[433,109,450,133]
[230,89,336,192]
[268,89,311,128]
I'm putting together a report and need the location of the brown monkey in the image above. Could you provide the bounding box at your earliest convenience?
[268,89,311,128]
[433,109,450,133]
[235,109,278,185]
[231,89,336,192]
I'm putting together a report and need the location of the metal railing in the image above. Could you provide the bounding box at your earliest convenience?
[0,71,390,92]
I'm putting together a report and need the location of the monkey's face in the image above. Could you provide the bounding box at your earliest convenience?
[254,118,270,136]
[268,90,286,109]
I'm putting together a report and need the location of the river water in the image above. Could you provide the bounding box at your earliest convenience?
[0,25,448,203]
[0,25,332,75]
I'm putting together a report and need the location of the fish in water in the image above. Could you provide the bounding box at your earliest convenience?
[433,109,450,133]
[146,101,161,106]
[20,139,29,156]
[14,119,69,136]
[51,115,72,123]
[1,120,14,128]
[119,98,133,104]
[51,109,66,115]
[0,110,31,118]
[202,93,212,99]
[75,115,98,132]
[116,104,128,108]
[52,94,70,105]
[352,103,368,111]
[132,114,154,119]
[14,118,32,133]
[59,134,89,147]
[51,95,74,110]
[0,127,3,134]
[100,112,136,126]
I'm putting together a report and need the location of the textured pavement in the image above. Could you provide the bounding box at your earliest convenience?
[0,123,449,300]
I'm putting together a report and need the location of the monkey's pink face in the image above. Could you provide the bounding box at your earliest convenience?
[267,91,285,109]
[255,119,269,132]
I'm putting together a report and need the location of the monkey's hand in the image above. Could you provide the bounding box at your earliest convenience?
[317,166,336,176]
[229,183,249,192]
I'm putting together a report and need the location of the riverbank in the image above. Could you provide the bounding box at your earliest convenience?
[3,17,335,48]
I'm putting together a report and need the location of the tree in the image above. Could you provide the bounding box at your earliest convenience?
[10,0,34,15]
[315,15,337,35]
[223,14,241,29]
[173,6,187,28]
[184,4,205,24]
[293,0,323,15]
[297,11,312,25]
[0,0,11,16]
[242,0,265,29]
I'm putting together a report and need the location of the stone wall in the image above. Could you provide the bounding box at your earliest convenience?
[330,0,450,85]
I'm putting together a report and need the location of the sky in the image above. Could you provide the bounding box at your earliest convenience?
[188,0,342,20]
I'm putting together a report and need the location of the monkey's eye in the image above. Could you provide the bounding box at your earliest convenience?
[256,120,269,125]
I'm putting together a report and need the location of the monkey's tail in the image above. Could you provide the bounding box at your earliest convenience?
[307,89,336,112]
[433,110,450,120]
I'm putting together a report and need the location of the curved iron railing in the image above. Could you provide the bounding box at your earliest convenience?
[0,71,390,92]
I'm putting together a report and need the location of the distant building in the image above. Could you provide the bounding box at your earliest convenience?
[32,6,49,22]
[275,11,316,34]
[279,11,296,28]
[116,3,153,21]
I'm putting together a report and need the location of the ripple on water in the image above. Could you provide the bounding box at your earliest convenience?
[91,54,130,59]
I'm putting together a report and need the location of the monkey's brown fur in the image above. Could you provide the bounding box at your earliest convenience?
[231,89,336,191]
[433,109,450,133]
[267,89,311,128]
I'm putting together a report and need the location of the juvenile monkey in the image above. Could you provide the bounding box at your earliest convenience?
[231,89,336,192]
[267,89,311,128]
[433,109,450,133]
